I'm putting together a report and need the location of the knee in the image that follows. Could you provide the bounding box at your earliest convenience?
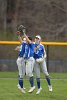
[45,74,50,79]
[19,75,23,79]
[26,72,33,77]
[19,73,24,78]
[36,78,40,82]
[44,72,49,77]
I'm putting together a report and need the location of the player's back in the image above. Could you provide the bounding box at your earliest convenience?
[24,42,35,59]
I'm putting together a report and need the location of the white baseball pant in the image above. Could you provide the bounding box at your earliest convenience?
[16,57,26,78]
[34,59,49,78]
[25,57,35,77]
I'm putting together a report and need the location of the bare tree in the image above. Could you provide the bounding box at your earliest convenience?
[0,0,7,33]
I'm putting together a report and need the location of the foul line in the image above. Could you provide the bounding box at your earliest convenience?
[0,78,67,80]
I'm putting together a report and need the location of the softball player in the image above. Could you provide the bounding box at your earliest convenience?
[34,35,52,94]
[16,36,26,93]
[23,34,35,93]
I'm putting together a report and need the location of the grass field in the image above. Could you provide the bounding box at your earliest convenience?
[0,72,67,100]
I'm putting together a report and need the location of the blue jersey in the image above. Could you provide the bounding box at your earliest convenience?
[34,43,44,59]
[18,43,26,57]
[24,43,35,59]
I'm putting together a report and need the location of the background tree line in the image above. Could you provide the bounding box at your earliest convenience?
[0,0,67,41]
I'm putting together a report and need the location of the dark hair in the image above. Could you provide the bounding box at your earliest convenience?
[28,36,32,41]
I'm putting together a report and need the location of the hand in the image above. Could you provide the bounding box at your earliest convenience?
[15,46,20,51]
[16,31,21,35]
[36,58,44,63]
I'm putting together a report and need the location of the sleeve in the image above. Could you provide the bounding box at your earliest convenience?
[42,45,45,56]
[43,46,47,58]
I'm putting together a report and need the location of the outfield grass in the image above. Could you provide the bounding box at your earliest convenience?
[0,72,67,100]
[0,71,67,79]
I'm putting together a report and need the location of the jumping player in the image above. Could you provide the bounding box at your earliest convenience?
[34,35,52,94]
[16,24,35,93]
[15,35,26,93]
[23,34,35,93]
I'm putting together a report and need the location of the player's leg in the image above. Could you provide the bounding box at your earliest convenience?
[21,59,26,90]
[40,60,52,92]
[17,59,26,89]
[26,57,35,92]
[22,59,26,78]
[34,61,42,94]
[34,62,40,88]
[26,58,34,77]
[16,57,26,93]
[17,57,23,88]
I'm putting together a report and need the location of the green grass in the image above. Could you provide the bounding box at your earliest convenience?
[0,71,67,79]
[0,72,67,100]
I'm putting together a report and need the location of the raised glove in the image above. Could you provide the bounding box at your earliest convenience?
[16,25,26,36]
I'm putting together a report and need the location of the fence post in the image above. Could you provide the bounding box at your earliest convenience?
[46,45,49,71]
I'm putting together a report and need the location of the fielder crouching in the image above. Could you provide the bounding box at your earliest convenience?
[34,35,53,94]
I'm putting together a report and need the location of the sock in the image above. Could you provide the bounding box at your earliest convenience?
[46,77,51,86]
[29,76,34,87]
[36,78,40,89]
[19,77,23,88]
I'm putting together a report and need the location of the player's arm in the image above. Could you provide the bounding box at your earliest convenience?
[24,33,32,44]
[44,48,47,58]
[15,45,20,51]
[18,35,23,44]
[42,45,47,59]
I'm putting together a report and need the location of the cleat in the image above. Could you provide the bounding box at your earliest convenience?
[21,88,26,93]
[36,87,42,94]
[28,86,35,93]
[17,84,26,90]
[18,87,26,93]
[17,84,21,89]
[48,85,52,92]
[23,87,26,90]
